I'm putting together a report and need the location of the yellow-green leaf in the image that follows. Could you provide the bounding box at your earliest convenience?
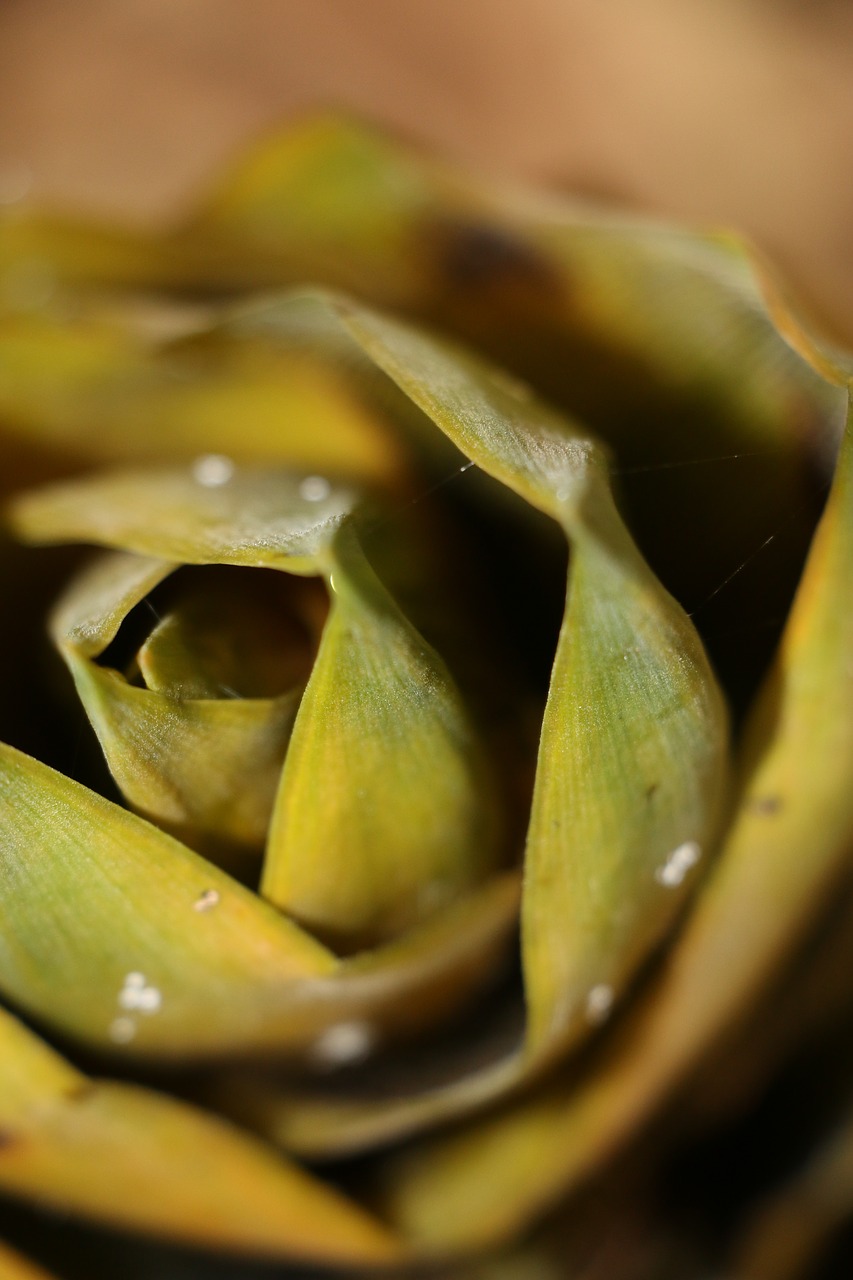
[262,520,502,947]
[9,464,357,573]
[208,295,729,1156]
[51,552,316,856]
[373,392,853,1253]
[0,1006,401,1264]
[0,306,406,485]
[0,741,518,1059]
[13,459,505,951]
[340,299,727,1055]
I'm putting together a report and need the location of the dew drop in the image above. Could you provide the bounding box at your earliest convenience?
[109,1016,137,1044]
[585,984,614,1025]
[192,454,234,487]
[193,888,220,912]
[655,840,702,888]
[308,1021,375,1070]
[299,475,331,502]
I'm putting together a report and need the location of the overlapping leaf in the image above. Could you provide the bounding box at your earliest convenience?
[1,116,851,1277]
[369,388,853,1253]
[169,292,729,1155]
[52,551,313,858]
[262,520,502,948]
[0,736,519,1058]
[0,1006,400,1263]
[0,304,408,488]
[5,463,512,1055]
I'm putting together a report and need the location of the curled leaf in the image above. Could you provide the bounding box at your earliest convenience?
[0,740,518,1059]
[263,520,503,948]
[373,393,853,1252]
[205,294,730,1156]
[13,457,505,947]
[52,552,320,858]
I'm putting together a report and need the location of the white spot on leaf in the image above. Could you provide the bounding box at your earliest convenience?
[193,888,220,912]
[585,984,615,1025]
[308,1021,375,1070]
[109,1016,137,1044]
[299,475,332,502]
[192,454,234,487]
[655,840,702,888]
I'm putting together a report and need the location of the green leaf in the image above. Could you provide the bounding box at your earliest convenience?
[0,1006,401,1264]
[0,306,407,485]
[342,301,728,1046]
[0,740,518,1060]
[0,116,434,298]
[372,392,853,1253]
[4,121,839,705]
[262,520,502,948]
[9,464,357,573]
[187,114,435,299]
[52,552,313,856]
[204,295,729,1157]
[13,459,505,947]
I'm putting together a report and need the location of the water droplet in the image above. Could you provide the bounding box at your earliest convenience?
[192,454,234,487]
[308,1021,375,1070]
[655,840,702,888]
[328,573,338,594]
[585,984,614,1025]
[299,475,331,502]
[0,165,32,206]
[193,888,220,912]
[109,1016,137,1044]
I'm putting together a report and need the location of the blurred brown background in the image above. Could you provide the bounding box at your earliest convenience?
[1,0,852,337]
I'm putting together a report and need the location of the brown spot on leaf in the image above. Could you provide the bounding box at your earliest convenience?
[63,1081,97,1103]
[750,795,783,815]
[0,1129,20,1151]
[427,218,562,298]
